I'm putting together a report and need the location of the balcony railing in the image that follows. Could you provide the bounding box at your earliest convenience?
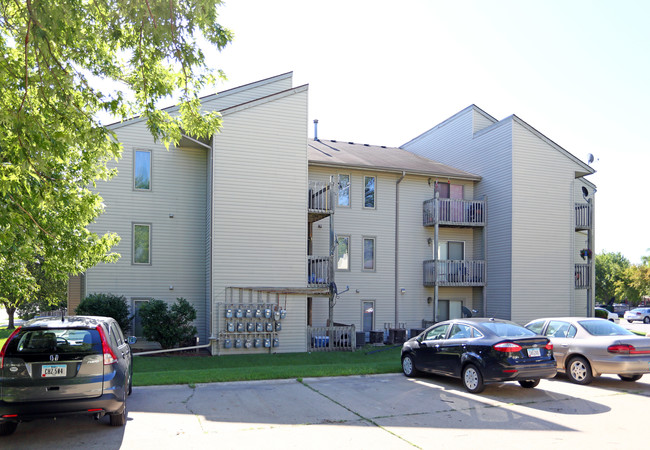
[423,198,485,227]
[575,203,591,230]
[307,325,356,352]
[308,256,332,288]
[308,181,334,222]
[423,260,486,286]
[575,263,590,289]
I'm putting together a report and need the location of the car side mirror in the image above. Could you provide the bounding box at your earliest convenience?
[127,336,137,345]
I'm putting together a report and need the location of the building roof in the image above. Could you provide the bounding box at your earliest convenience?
[308,139,481,180]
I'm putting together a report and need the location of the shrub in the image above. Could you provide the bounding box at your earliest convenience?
[139,298,197,349]
[76,293,132,332]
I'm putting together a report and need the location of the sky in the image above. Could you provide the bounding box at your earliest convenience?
[200,0,649,264]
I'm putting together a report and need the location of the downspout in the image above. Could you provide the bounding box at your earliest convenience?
[395,171,406,328]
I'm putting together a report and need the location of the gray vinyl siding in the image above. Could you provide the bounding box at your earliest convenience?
[211,88,308,353]
[86,120,208,339]
[510,120,579,323]
[403,109,513,320]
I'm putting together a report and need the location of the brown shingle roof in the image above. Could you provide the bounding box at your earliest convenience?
[308,139,481,180]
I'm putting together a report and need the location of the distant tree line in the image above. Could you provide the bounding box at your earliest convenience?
[596,250,650,305]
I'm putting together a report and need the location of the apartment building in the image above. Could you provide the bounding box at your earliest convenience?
[69,74,596,354]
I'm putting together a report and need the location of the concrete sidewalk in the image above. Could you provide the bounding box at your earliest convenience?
[3,372,650,449]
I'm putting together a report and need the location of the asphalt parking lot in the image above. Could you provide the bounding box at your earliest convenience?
[2,370,650,450]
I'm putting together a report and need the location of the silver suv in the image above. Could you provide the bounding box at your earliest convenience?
[0,316,135,436]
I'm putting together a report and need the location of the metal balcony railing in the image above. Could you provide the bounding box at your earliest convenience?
[308,181,334,221]
[423,198,485,227]
[423,260,486,286]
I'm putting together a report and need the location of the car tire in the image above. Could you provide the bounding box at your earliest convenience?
[462,364,485,393]
[0,422,18,436]
[644,317,650,324]
[518,379,540,389]
[619,374,643,382]
[627,319,635,323]
[401,354,420,377]
[566,356,593,385]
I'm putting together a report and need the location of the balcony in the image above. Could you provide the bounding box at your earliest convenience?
[308,256,332,288]
[308,180,334,223]
[575,203,591,230]
[423,260,486,287]
[575,263,590,289]
[423,198,485,227]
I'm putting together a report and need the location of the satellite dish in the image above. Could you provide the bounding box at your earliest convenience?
[587,153,594,165]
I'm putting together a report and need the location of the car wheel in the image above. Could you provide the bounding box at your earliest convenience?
[0,422,18,436]
[462,364,485,393]
[402,354,420,377]
[519,379,540,389]
[644,317,650,324]
[619,374,643,382]
[567,356,593,385]
[608,318,614,322]
[627,319,635,323]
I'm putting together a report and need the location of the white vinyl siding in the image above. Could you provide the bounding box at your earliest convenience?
[211,87,308,353]
[85,118,209,340]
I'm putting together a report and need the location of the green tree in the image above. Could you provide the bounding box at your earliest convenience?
[595,252,630,304]
[1,1,232,328]
[616,264,650,306]
[16,258,68,320]
[139,298,197,349]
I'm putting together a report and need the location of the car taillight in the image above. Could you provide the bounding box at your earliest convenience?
[545,342,553,351]
[608,344,633,354]
[493,342,522,352]
[96,325,117,365]
[0,327,22,369]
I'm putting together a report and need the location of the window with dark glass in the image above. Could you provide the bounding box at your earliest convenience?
[133,223,151,264]
[364,176,376,208]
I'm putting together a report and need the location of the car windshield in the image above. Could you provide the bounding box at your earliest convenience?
[482,322,536,337]
[5,328,102,355]
[578,320,634,336]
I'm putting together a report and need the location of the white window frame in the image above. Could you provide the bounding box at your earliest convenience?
[363,175,376,209]
[362,236,376,272]
[337,235,350,271]
[338,174,351,207]
[132,222,152,265]
[134,149,152,191]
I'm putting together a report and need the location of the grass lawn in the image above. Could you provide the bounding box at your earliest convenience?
[1,327,14,349]
[132,346,403,386]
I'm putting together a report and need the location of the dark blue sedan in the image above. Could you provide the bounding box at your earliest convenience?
[401,317,556,393]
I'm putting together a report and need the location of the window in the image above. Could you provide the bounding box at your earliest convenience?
[362,237,376,271]
[134,150,151,190]
[438,241,465,260]
[424,324,449,341]
[364,176,376,208]
[449,323,472,339]
[338,174,350,207]
[133,223,151,264]
[362,301,374,333]
[337,235,350,270]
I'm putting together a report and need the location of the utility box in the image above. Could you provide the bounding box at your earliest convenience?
[388,328,407,344]
[369,330,384,344]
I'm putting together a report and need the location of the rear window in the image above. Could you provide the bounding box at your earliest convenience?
[4,328,102,355]
[482,322,536,337]
[578,320,634,336]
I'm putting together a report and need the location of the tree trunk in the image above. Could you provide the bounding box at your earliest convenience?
[6,305,16,329]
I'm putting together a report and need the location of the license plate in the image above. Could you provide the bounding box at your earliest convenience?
[527,348,541,357]
[42,364,66,378]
